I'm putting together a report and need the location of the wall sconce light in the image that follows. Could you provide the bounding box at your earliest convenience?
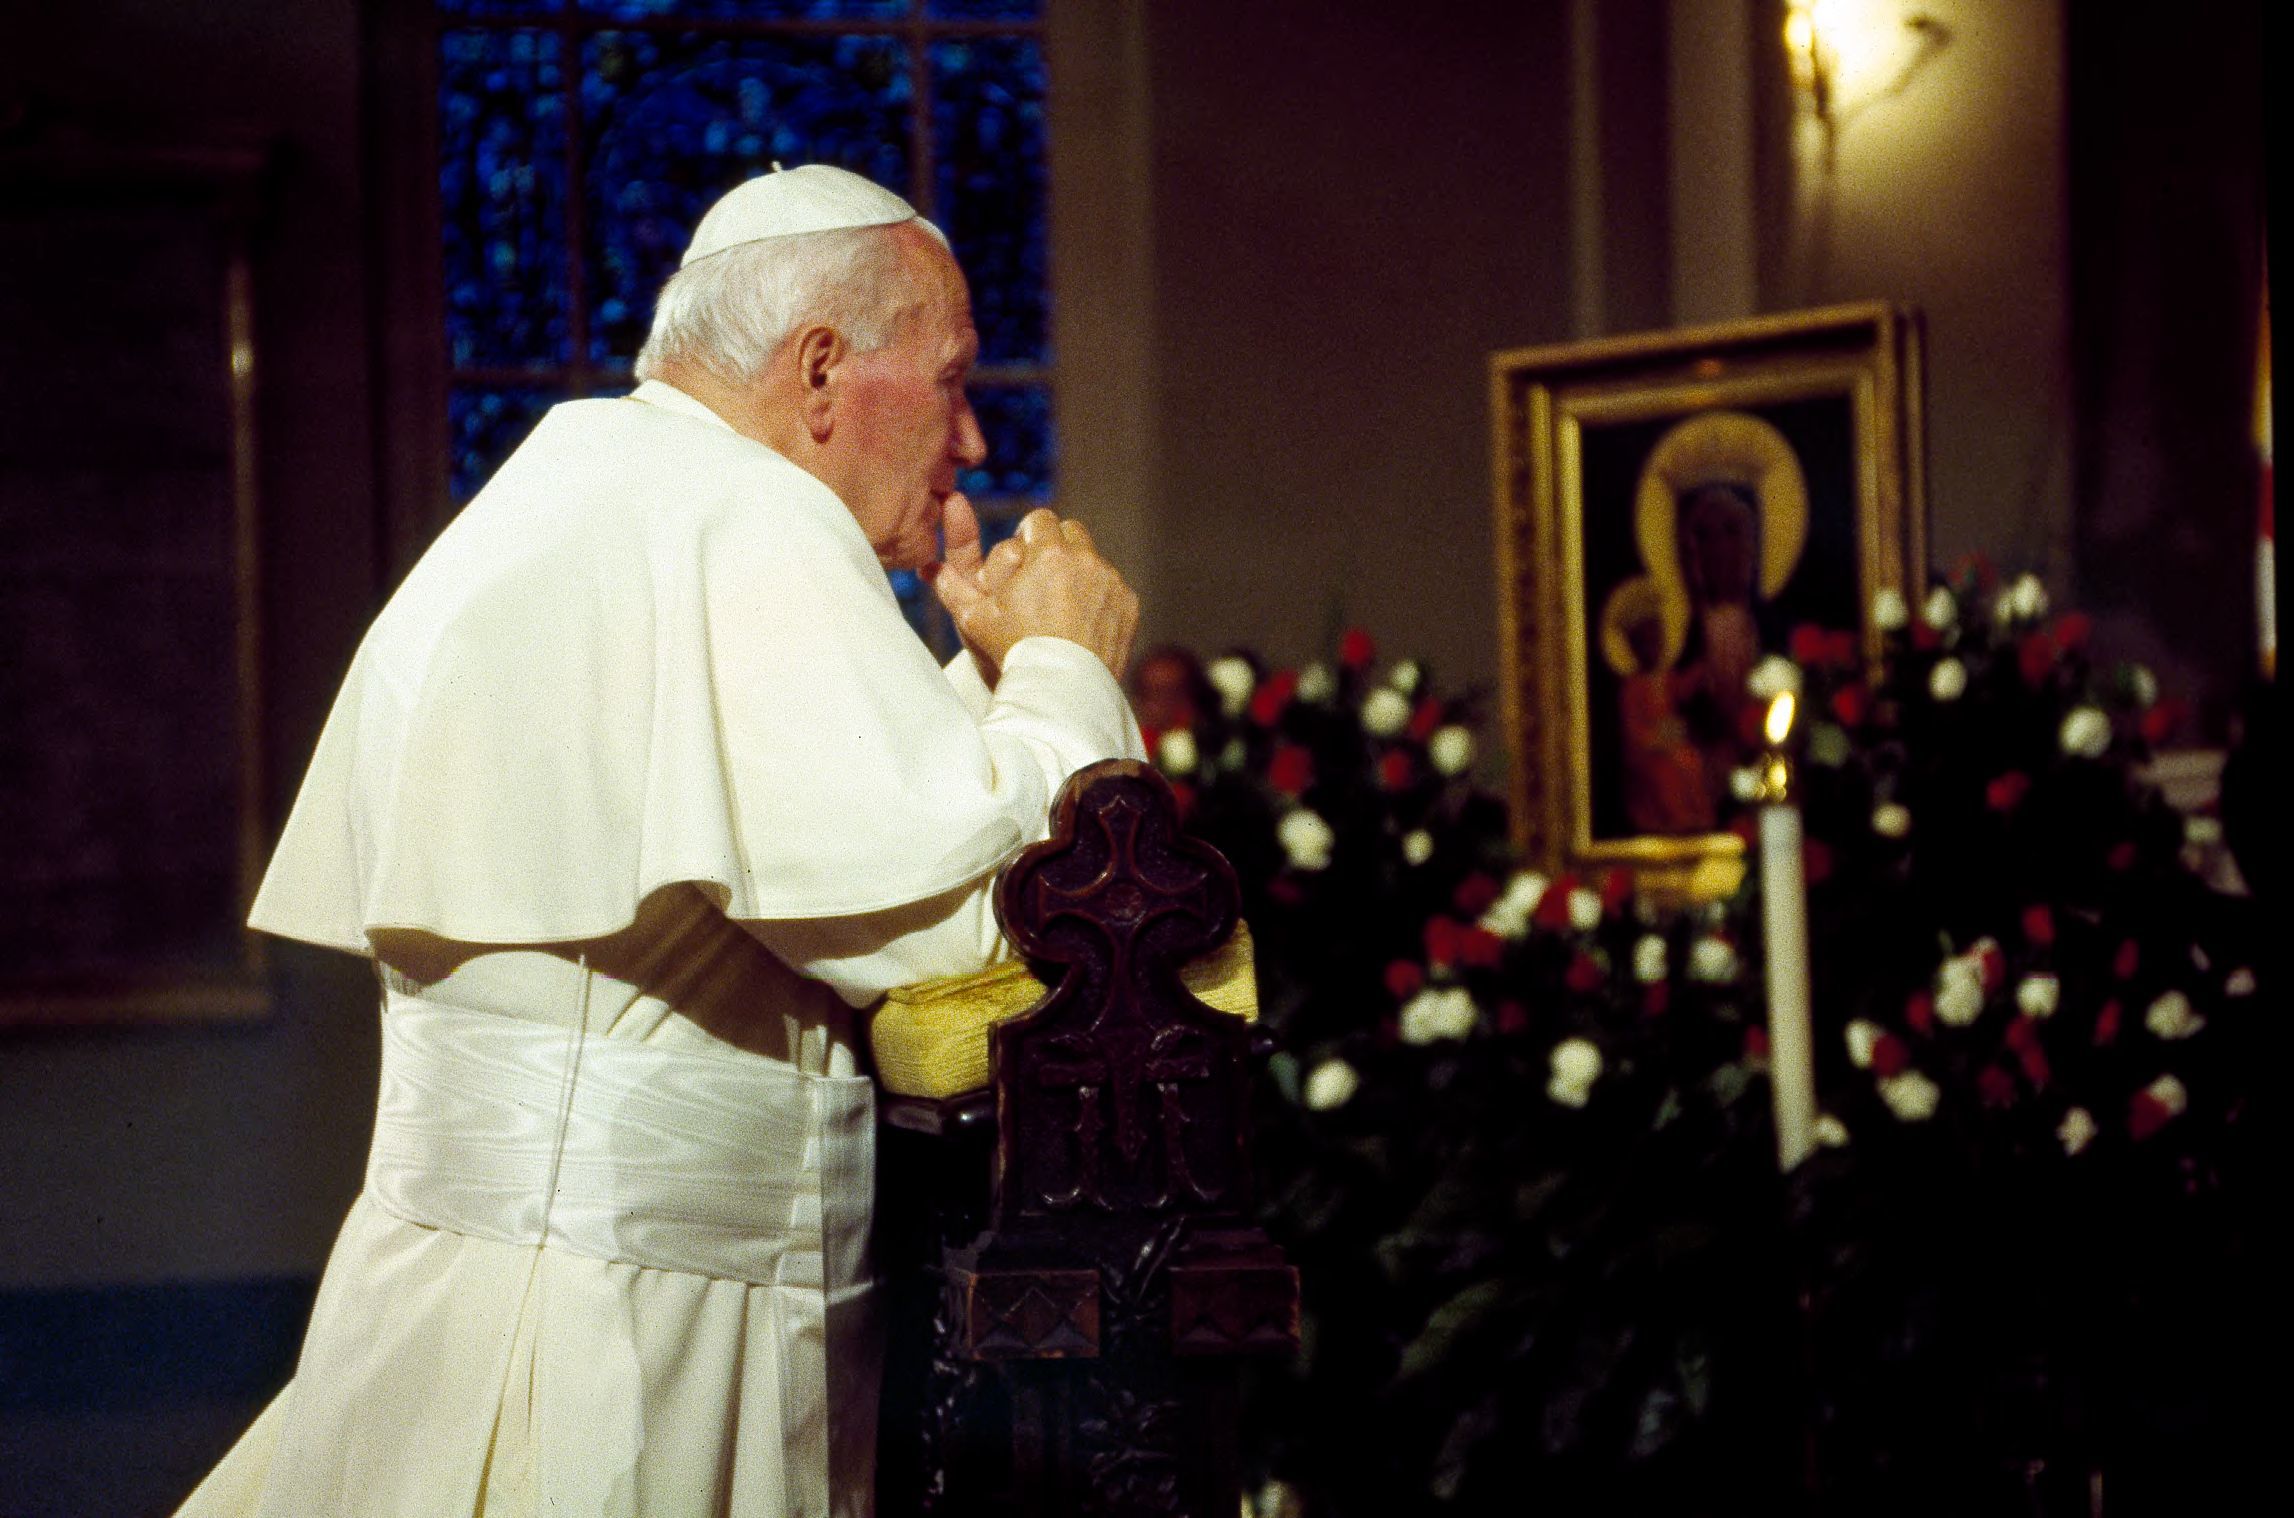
[1784,0,1951,162]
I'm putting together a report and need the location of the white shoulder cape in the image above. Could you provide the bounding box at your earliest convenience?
[251,383,1046,953]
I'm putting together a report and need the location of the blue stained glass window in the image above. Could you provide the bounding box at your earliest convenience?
[578,1,907,18]
[930,37,1047,366]
[928,1,1042,19]
[437,0,566,17]
[450,386,564,502]
[440,30,570,368]
[581,32,913,367]
[962,383,1051,500]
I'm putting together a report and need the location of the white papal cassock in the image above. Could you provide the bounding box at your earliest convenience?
[175,381,1142,1517]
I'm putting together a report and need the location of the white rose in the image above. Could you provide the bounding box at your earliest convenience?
[1745,655,1803,702]
[1297,662,1337,704]
[1219,737,1247,771]
[1567,887,1603,932]
[2007,572,2049,622]
[1844,1019,1884,1069]
[1878,1069,1942,1122]
[1632,934,1668,984]
[2143,1073,2189,1115]
[2225,967,2257,998]
[2016,973,2061,1020]
[1399,986,1478,1044]
[1479,872,1550,939]
[2126,663,2159,709]
[2143,989,2205,1041]
[2185,815,2224,847]
[2057,1106,2097,1156]
[1729,767,1763,802]
[1254,1479,1302,1518]
[1922,585,1958,630]
[1807,722,1852,769]
[1401,828,1435,867]
[1688,935,1739,984]
[2059,705,2111,759]
[1428,725,1476,775]
[1360,687,1411,737]
[1303,1058,1360,1111]
[1546,1036,1603,1105]
[1815,1113,1851,1148]
[1872,802,1912,838]
[1387,659,1423,697]
[1934,954,1987,1026]
[1207,656,1255,718]
[1929,657,1968,702]
[1156,728,1199,775]
[1277,808,1335,872]
[1871,587,1910,632]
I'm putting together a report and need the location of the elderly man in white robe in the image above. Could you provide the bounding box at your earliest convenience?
[175,166,1143,1518]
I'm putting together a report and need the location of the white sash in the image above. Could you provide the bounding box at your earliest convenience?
[365,987,875,1295]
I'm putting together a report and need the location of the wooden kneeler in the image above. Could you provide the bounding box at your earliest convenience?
[873,760,1298,1517]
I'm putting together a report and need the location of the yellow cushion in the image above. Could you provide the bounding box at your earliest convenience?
[872,924,1259,1100]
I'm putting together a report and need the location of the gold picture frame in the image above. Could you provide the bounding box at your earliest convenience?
[1489,303,1926,901]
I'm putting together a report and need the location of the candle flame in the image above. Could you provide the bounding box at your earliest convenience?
[1764,691,1798,747]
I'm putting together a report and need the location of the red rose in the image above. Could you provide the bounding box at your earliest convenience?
[1743,1026,1771,1062]
[1531,873,1582,932]
[1495,999,1530,1035]
[2022,904,2055,947]
[1268,744,1314,796]
[1977,942,2007,991]
[1406,696,1445,742]
[2093,998,2122,1047]
[1452,873,1500,917]
[2017,630,2055,686]
[1789,624,1829,664]
[1737,701,1769,749]
[2003,1014,2040,1053]
[1729,813,1762,848]
[2127,1089,2174,1141]
[1826,629,1860,668]
[2017,1043,2052,1089]
[2106,840,2139,872]
[1804,838,1834,885]
[1423,916,1464,967]
[2055,612,2094,653]
[1139,724,1164,757]
[1904,990,1936,1035]
[1600,868,1635,914]
[1830,684,1870,727]
[1378,751,1414,791]
[2140,699,2185,746]
[1249,669,1300,726]
[1642,981,1672,1017]
[1977,1064,2018,1108]
[1338,627,1377,670]
[1986,772,2032,812]
[1564,952,1604,993]
[1459,927,1506,969]
[2112,939,2140,980]
[1871,1031,1911,1077]
[1384,959,1425,1000]
[1912,622,1942,652]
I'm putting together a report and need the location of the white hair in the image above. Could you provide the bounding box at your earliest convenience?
[633,219,949,386]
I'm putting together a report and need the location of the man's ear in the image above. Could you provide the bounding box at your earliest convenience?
[795,325,844,441]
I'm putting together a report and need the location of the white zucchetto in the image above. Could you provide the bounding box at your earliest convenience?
[680,164,922,266]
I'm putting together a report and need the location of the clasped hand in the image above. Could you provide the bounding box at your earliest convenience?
[927,497,1139,682]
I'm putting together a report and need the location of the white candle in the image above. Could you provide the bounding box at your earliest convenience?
[1761,798,1817,1171]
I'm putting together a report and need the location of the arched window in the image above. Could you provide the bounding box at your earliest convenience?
[433,0,1049,638]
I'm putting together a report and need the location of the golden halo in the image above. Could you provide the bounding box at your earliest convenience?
[1597,575,1674,677]
[1633,409,1809,604]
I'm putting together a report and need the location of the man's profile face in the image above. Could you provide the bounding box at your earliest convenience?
[833,228,988,571]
